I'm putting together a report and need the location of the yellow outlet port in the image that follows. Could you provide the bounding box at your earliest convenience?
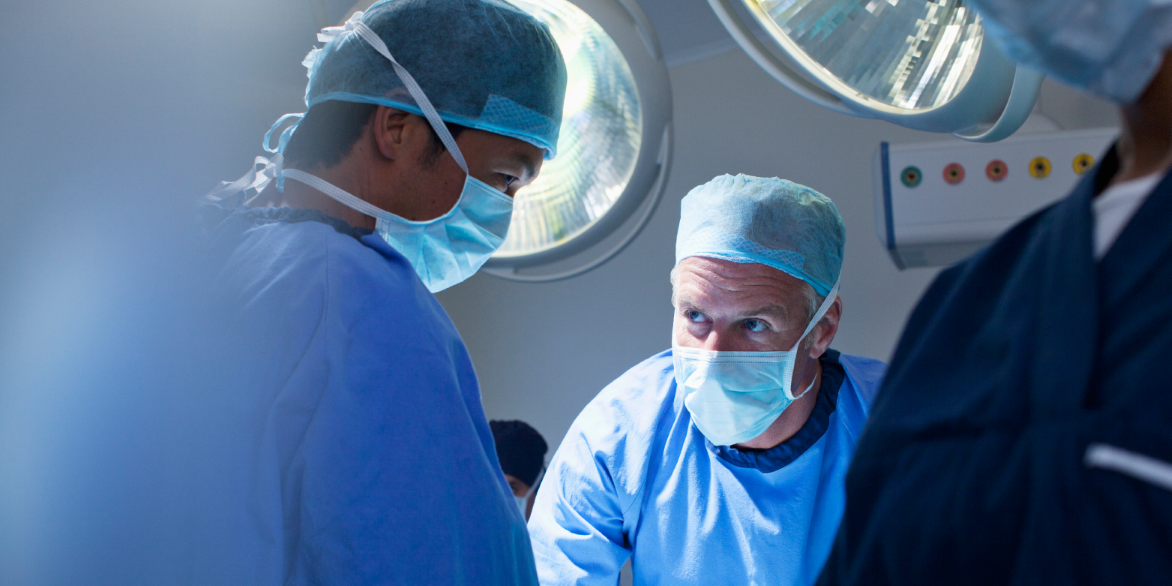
[1029,157,1052,179]
[1073,153,1095,175]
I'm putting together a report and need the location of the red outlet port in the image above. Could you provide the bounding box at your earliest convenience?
[943,163,965,185]
[986,159,1007,182]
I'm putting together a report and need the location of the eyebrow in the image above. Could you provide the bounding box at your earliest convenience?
[507,151,540,181]
[676,299,792,321]
[739,305,791,321]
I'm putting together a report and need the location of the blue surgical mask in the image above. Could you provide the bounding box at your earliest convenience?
[673,281,839,446]
[375,176,512,293]
[513,468,543,519]
[266,19,516,293]
[280,169,512,293]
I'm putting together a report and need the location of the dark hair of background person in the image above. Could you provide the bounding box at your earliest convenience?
[282,100,466,171]
[489,420,548,487]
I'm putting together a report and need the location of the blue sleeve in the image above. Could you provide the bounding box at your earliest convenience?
[528,426,631,585]
[528,352,676,586]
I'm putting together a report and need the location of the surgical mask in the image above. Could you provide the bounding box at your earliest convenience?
[969,0,1172,103]
[513,468,543,518]
[281,169,512,293]
[673,281,839,447]
[241,19,514,293]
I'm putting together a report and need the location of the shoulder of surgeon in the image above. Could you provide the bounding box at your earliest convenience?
[835,352,887,407]
[206,206,449,336]
[567,350,679,456]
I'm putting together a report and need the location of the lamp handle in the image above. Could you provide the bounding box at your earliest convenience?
[953,66,1045,142]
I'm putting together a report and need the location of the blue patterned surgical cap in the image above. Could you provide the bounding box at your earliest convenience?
[676,174,846,297]
[302,0,567,157]
[967,0,1172,104]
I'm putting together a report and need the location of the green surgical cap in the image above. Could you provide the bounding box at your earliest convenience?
[302,0,567,157]
[675,174,845,297]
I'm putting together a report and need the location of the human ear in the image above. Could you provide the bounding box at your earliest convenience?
[371,106,412,161]
[808,297,842,359]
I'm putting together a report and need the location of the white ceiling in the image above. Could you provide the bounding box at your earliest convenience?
[312,0,739,68]
[635,0,738,67]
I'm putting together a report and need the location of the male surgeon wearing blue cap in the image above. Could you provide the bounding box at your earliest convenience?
[527,175,886,586]
[820,1,1172,584]
[198,0,565,584]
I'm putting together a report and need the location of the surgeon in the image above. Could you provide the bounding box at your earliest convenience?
[819,1,1172,585]
[198,0,565,583]
[528,175,886,586]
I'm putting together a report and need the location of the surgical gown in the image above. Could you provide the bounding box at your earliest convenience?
[528,349,885,586]
[818,146,1172,585]
[197,206,537,585]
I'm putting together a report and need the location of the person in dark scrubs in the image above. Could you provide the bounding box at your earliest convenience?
[819,1,1172,584]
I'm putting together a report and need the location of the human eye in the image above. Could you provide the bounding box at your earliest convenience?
[685,309,707,323]
[499,173,518,187]
[743,318,770,332]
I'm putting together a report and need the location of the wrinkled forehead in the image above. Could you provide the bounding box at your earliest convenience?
[673,256,813,310]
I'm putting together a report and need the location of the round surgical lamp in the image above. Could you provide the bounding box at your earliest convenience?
[483,0,672,282]
[343,0,672,283]
[708,0,1043,142]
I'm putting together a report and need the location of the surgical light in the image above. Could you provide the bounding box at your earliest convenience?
[709,0,1043,141]
[483,0,672,280]
[492,0,643,261]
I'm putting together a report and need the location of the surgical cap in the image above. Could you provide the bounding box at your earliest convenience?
[676,174,845,298]
[301,0,567,157]
[489,420,548,487]
[967,0,1172,103]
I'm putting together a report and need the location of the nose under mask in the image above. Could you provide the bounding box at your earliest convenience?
[674,280,839,446]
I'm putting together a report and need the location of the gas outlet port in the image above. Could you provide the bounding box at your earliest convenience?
[943,163,965,185]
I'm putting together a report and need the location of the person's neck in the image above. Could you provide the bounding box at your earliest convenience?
[1113,50,1172,186]
[733,360,822,451]
[256,161,378,231]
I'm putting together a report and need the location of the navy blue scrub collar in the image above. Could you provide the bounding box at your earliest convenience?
[228,206,375,239]
[706,349,845,473]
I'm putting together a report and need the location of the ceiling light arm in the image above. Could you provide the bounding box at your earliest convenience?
[614,0,662,60]
[482,122,673,284]
[706,0,853,115]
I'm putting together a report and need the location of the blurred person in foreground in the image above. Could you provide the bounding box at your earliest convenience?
[198,0,565,583]
[528,175,886,586]
[491,420,549,521]
[819,1,1172,584]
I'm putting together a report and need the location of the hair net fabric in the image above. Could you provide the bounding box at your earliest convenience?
[676,175,845,298]
[302,0,567,157]
[490,420,548,487]
[967,0,1172,103]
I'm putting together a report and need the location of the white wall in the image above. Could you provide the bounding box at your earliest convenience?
[436,48,1118,452]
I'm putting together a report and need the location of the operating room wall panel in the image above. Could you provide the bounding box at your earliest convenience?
[437,47,1119,455]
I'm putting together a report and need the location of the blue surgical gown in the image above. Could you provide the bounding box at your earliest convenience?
[198,206,537,585]
[528,349,885,586]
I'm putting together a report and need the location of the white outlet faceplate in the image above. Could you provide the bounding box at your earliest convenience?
[874,127,1118,269]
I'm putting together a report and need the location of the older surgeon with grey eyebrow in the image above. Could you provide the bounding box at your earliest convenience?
[528,174,886,586]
